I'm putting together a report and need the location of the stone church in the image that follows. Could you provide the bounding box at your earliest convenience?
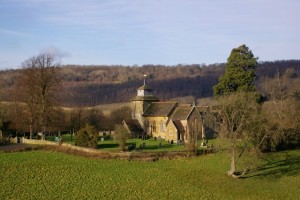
[123,81,208,144]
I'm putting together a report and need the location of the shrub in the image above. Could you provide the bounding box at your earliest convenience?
[127,143,136,151]
[115,125,130,151]
[75,124,98,148]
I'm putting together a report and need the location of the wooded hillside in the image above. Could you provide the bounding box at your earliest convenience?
[0,60,299,107]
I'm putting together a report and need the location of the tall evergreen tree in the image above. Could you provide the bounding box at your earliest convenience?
[213,44,258,96]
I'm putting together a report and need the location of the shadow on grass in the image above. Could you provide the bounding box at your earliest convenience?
[143,144,174,150]
[97,143,119,149]
[97,141,176,151]
[244,154,300,179]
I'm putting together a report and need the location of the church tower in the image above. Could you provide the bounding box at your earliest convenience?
[130,81,159,127]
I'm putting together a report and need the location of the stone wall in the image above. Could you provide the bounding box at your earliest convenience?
[22,138,101,154]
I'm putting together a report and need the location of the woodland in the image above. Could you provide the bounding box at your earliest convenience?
[0,60,299,107]
[0,59,299,138]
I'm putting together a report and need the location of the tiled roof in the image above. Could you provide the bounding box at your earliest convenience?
[123,119,143,132]
[173,120,185,133]
[143,102,177,117]
[171,105,193,120]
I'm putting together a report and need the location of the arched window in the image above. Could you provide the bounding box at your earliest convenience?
[152,121,156,132]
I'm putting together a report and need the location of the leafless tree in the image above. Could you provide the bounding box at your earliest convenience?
[260,69,300,149]
[261,69,300,128]
[216,92,260,178]
[20,53,61,139]
[216,89,298,179]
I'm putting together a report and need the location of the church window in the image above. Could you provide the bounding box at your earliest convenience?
[152,122,156,132]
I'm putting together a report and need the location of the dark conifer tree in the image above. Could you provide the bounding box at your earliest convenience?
[213,44,258,96]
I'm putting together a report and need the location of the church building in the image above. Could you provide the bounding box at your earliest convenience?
[123,81,208,144]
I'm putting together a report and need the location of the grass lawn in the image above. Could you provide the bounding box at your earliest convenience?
[0,148,299,199]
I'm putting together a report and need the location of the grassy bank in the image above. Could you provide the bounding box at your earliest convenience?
[47,134,187,152]
[0,149,299,199]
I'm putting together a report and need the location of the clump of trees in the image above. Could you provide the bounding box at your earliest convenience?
[67,106,131,137]
[214,45,300,178]
[213,44,300,178]
[259,69,300,150]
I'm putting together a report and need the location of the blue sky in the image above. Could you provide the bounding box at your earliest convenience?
[0,0,299,69]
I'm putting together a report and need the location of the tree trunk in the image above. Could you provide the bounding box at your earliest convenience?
[201,123,206,146]
[42,125,46,140]
[29,123,33,139]
[227,146,248,178]
[228,147,237,176]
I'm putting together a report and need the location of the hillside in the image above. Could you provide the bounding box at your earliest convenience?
[0,60,299,107]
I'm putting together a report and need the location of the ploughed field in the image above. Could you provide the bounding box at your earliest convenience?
[0,148,299,200]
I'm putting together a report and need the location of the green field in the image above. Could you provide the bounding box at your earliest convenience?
[0,148,299,199]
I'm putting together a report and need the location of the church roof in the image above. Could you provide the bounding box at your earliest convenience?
[123,119,143,132]
[143,102,177,117]
[171,105,193,120]
[172,120,185,133]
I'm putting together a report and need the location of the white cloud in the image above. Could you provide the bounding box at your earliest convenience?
[40,46,71,63]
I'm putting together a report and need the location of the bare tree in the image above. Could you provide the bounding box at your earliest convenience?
[110,106,132,125]
[216,92,260,178]
[20,59,39,139]
[260,69,300,149]
[68,107,83,133]
[262,70,299,127]
[83,108,105,131]
[21,53,61,139]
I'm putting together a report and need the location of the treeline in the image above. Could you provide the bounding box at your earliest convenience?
[0,60,300,107]
[57,63,224,106]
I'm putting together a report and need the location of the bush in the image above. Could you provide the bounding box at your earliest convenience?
[127,143,136,151]
[115,125,130,151]
[75,124,98,148]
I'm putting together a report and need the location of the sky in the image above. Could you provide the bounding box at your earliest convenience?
[0,0,299,69]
